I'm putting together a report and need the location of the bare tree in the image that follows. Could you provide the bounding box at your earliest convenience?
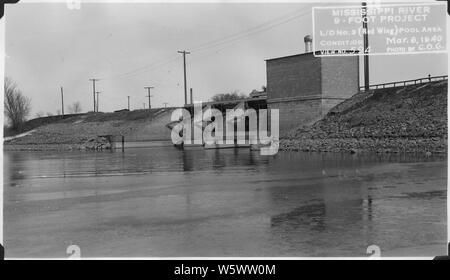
[35,111,45,118]
[4,77,31,131]
[68,101,82,114]
[211,90,247,102]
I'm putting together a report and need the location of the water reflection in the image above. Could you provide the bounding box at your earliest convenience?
[272,201,327,232]
[4,148,445,181]
[3,147,447,257]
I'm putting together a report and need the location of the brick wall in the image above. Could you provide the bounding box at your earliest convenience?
[266,53,322,100]
[266,53,359,135]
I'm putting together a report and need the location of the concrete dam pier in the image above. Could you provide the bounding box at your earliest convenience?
[80,36,359,150]
[167,39,360,148]
[96,36,360,150]
[266,52,359,134]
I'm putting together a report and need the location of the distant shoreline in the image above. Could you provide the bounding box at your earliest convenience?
[279,137,447,154]
[4,138,447,155]
[4,81,448,155]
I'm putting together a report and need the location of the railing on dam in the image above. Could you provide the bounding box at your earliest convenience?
[359,75,448,91]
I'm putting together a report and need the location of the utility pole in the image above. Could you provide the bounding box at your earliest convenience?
[163,102,169,108]
[190,88,193,104]
[178,50,191,105]
[362,2,369,91]
[60,86,64,117]
[144,86,154,109]
[96,91,101,112]
[89,78,99,112]
[127,96,130,110]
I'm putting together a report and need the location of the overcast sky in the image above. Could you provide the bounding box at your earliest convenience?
[4,1,448,116]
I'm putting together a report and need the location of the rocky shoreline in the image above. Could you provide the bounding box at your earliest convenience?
[280,81,447,155]
[4,136,112,151]
[5,137,447,154]
[280,137,447,154]
[4,82,448,154]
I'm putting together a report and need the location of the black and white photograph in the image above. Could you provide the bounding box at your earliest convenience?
[0,0,449,264]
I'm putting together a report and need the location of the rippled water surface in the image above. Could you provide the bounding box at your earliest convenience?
[3,146,447,258]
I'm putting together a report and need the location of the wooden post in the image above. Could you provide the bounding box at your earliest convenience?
[362,2,370,91]
[60,86,64,118]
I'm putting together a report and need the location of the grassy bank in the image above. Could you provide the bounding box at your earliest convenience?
[5,81,447,154]
[4,108,175,151]
[280,80,448,154]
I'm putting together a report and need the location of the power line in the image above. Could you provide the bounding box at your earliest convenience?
[98,6,313,81]
[362,2,370,91]
[101,55,179,80]
[96,91,101,112]
[60,86,64,117]
[89,79,99,112]
[144,86,154,109]
[178,50,191,105]
[189,6,313,54]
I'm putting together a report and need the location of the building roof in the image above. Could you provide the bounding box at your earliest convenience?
[265,52,314,62]
[265,50,360,62]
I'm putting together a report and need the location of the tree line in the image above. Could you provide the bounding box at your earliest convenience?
[4,77,83,133]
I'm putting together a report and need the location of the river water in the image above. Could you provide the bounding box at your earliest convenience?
[3,146,448,258]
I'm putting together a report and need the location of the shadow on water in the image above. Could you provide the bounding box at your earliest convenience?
[4,147,445,179]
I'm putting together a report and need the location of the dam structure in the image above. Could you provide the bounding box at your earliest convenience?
[177,35,360,147]
[265,36,359,134]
